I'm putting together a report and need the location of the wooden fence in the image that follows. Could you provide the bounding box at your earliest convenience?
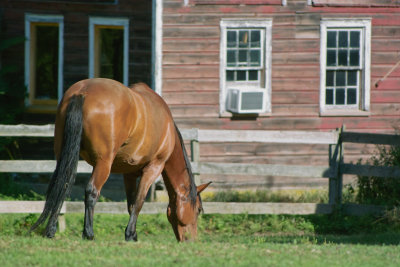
[0,124,399,219]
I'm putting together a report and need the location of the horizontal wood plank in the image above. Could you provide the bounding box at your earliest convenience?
[0,160,332,178]
[190,0,282,5]
[341,132,400,146]
[202,202,333,215]
[198,130,338,144]
[0,124,199,140]
[0,160,92,173]
[0,201,386,216]
[0,124,55,137]
[192,162,333,178]
[312,0,400,7]
[341,163,400,178]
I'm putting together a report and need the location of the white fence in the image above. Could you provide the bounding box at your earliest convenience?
[1,124,399,217]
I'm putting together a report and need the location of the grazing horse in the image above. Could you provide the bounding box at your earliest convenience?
[30,78,211,242]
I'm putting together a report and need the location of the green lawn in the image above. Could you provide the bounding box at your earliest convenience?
[1,213,400,266]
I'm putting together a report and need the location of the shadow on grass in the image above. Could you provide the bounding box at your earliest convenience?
[261,233,400,245]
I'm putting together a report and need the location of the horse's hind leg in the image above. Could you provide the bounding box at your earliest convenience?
[123,172,139,241]
[82,160,111,240]
[124,161,164,241]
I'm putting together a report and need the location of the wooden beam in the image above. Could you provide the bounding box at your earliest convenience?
[0,124,199,141]
[1,160,332,178]
[192,162,332,178]
[341,132,400,146]
[0,160,92,173]
[341,163,400,178]
[0,124,54,137]
[202,202,333,215]
[0,201,386,216]
[198,130,338,145]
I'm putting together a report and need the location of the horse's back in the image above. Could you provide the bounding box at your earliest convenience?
[55,78,175,173]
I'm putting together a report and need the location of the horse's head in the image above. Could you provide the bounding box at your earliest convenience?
[167,182,211,242]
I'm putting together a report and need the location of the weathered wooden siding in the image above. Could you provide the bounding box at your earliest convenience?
[0,0,152,93]
[163,0,400,188]
[163,0,400,131]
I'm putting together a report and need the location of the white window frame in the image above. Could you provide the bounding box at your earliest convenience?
[152,0,163,95]
[89,17,129,86]
[320,18,371,116]
[220,19,272,116]
[24,13,64,105]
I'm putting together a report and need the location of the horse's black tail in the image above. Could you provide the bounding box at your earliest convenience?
[29,95,84,237]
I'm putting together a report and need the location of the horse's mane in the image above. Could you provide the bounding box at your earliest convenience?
[174,123,198,207]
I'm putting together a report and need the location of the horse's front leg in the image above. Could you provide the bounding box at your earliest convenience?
[124,161,164,242]
[82,160,111,240]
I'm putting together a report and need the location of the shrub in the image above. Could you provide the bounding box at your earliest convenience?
[355,144,400,206]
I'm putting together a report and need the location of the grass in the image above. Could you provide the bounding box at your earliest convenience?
[1,213,400,266]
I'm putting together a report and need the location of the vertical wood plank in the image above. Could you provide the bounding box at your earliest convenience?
[58,214,66,233]
[328,126,343,207]
[191,139,201,185]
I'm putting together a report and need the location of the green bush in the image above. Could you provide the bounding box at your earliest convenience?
[355,144,400,206]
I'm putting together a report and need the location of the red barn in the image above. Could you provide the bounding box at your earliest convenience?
[158,0,400,189]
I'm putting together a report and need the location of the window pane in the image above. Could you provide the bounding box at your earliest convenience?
[326,71,334,86]
[336,88,345,105]
[99,28,124,82]
[237,70,246,81]
[350,50,359,66]
[35,25,59,100]
[226,70,234,81]
[336,71,346,86]
[248,70,258,81]
[239,30,249,48]
[348,71,357,86]
[250,50,261,66]
[250,30,261,47]
[350,31,360,48]
[327,50,336,66]
[338,31,348,48]
[227,50,236,66]
[327,31,337,48]
[238,50,247,64]
[347,88,357,104]
[338,50,348,66]
[326,89,334,104]
[227,31,237,47]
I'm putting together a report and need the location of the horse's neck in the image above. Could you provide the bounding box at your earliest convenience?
[162,139,192,201]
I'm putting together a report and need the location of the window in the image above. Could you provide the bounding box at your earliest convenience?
[89,17,129,85]
[25,14,64,106]
[220,19,272,115]
[320,19,371,116]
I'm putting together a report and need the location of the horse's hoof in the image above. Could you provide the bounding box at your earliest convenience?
[82,234,95,240]
[45,232,55,239]
[125,232,137,242]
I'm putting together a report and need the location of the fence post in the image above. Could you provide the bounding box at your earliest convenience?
[58,214,66,233]
[328,126,344,208]
[191,134,201,185]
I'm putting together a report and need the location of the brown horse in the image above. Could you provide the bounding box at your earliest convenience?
[30,78,210,242]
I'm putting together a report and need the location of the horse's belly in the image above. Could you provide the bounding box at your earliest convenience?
[110,150,147,174]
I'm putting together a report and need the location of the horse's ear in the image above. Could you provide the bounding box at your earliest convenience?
[197,182,212,195]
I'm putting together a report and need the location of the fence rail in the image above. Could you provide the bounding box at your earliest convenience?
[0,124,399,219]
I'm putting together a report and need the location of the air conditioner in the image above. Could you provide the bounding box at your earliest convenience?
[227,88,266,114]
